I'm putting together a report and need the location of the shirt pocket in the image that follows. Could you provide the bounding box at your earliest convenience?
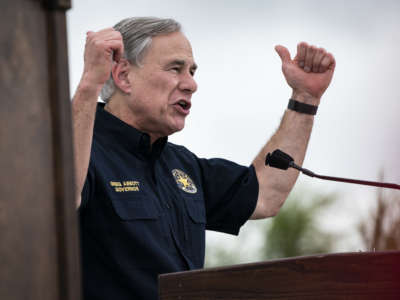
[108,193,174,267]
[184,197,206,224]
[183,196,206,267]
[110,193,161,221]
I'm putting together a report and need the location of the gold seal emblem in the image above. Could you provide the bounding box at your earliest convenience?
[172,169,197,194]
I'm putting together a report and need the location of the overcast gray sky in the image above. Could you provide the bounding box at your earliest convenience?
[67,0,400,253]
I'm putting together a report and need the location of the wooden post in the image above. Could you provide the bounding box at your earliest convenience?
[0,0,81,299]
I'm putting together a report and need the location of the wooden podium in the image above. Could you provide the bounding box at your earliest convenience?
[159,251,400,299]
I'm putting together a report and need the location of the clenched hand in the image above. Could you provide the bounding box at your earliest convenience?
[275,42,336,105]
[82,28,125,88]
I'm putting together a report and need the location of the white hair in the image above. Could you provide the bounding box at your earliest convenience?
[100,17,181,102]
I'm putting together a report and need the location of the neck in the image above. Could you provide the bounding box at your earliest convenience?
[104,96,162,145]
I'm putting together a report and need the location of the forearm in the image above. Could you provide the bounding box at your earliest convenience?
[72,78,102,206]
[71,28,124,207]
[249,40,335,219]
[251,97,315,219]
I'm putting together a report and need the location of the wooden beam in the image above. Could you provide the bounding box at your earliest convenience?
[160,251,400,299]
[0,0,80,299]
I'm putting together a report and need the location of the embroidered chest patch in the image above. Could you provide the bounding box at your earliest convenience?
[109,180,140,192]
[172,169,197,194]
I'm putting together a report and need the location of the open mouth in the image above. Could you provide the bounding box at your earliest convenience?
[177,100,190,110]
[174,100,191,115]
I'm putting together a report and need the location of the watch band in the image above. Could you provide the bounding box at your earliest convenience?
[287,99,318,115]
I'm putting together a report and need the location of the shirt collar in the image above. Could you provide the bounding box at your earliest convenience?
[94,103,168,159]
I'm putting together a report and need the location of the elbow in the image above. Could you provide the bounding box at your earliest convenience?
[256,190,290,219]
[253,202,281,219]
[265,199,284,218]
[268,205,282,218]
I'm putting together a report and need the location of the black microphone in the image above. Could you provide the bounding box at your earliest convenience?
[265,149,400,190]
[265,149,293,170]
[265,149,316,176]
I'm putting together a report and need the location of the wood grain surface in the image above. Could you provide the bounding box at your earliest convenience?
[159,251,400,299]
[0,0,80,299]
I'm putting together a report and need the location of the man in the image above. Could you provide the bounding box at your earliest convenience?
[73,17,335,300]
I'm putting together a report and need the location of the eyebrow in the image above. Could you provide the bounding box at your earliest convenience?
[169,59,198,71]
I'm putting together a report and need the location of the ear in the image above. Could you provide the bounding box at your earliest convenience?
[112,60,132,94]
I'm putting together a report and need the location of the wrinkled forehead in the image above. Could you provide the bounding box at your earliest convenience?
[143,31,196,66]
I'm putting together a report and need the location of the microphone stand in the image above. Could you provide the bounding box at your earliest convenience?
[266,149,400,190]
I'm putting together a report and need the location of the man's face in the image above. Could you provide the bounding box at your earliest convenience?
[126,31,198,139]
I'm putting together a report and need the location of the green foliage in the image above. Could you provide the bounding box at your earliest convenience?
[261,193,337,260]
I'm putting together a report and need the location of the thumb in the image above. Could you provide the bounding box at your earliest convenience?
[275,45,291,63]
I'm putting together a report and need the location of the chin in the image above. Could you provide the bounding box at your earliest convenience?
[168,121,185,135]
[173,124,185,134]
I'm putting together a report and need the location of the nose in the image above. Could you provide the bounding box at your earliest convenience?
[178,73,198,94]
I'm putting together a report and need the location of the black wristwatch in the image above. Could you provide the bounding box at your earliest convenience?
[287,99,318,115]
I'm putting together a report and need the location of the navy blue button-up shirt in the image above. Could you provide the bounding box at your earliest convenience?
[79,103,259,300]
